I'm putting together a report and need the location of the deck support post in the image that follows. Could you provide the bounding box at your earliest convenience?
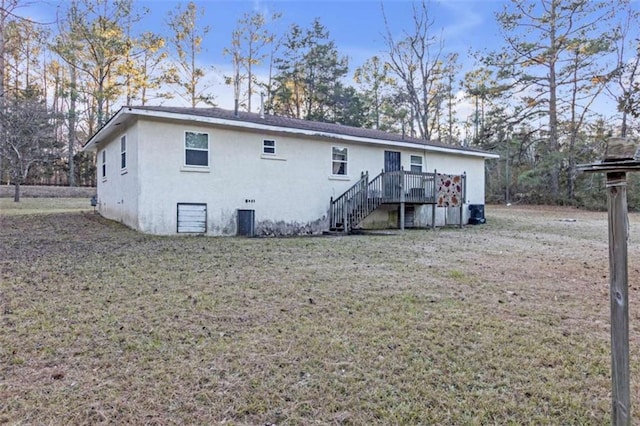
[607,170,631,426]
[400,169,405,230]
[329,196,334,230]
[432,169,437,229]
[459,172,466,228]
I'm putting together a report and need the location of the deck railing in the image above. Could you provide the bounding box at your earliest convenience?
[370,170,437,204]
[329,169,439,232]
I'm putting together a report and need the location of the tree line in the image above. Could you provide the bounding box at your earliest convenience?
[0,0,638,207]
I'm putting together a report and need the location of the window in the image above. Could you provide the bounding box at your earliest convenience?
[177,203,207,233]
[120,135,127,170]
[332,146,348,175]
[101,150,106,178]
[185,131,209,167]
[263,139,276,155]
[410,155,423,173]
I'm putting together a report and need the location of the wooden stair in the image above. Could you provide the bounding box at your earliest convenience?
[329,170,451,233]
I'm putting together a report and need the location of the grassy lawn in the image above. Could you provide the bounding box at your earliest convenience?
[1,200,639,424]
[0,197,93,216]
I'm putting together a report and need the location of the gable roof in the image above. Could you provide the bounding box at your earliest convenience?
[83,105,499,159]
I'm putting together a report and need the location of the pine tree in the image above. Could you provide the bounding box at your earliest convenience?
[271,18,348,122]
[488,0,615,203]
[165,1,214,107]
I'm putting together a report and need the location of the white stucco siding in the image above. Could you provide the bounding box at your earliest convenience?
[234,134,463,233]
[136,119,210,234]
[425,152,486,205]
[95,123,139,229]
[129,117,489,235]
[135,119,367,235]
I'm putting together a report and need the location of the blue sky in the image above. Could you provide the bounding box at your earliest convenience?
[145,0,504,108]
[18,0,639,137]
[131,0,503,71]
[25,0,504,108]
[23,0,636,122]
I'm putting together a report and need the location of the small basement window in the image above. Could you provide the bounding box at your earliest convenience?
[185,131,209,167]
[263,139,276,155]
[332,146,348,175]
[410,155,423,173]
[177,203,207,233]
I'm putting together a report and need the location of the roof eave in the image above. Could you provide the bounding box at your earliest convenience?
[111,107,498,159]
[82,107,129,152]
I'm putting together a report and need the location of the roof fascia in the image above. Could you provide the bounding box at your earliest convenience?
[87,107,500,159]
[82,107,129,152]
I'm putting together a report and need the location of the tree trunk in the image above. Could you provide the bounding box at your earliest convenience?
[68,64,77,186]
[547,0,560,202]
[0,2,7,186]
[13,181,19,202]
[247,48,253,113]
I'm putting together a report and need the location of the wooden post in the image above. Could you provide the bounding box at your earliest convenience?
[459,172,466,228]
[364,171,369,211]
[343,197,349,233]
[329,196,334,229]
[432,169,437,229]
[607,171,630,426]
[578,136,639,425]
[400,168,405,230]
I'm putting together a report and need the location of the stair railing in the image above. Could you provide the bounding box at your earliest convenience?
[330,170,439,233]
[329,172,369,232]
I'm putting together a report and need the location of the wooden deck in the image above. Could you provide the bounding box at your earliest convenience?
[329,170,466,233]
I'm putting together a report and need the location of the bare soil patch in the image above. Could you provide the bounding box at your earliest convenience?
[1,203,639,424]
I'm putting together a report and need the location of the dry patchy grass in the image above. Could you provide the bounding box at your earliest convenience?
[0,198,93,216]
[1,202,640,424]
[0,185,95,199]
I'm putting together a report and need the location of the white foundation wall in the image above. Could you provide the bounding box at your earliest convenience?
[360,204,464,229]
[96,122,140,229]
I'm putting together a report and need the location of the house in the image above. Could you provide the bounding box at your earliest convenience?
[82,106,498,236]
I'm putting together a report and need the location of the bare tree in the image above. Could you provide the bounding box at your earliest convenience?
[0,0,19,184]
[165,1,214,107]
[382,0,445,140]
[606,1,640,137]
[0,88,58,201]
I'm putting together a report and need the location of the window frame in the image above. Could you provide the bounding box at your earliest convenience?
[120,135,127,170]
[331,146,348,176]
[410,155,423,173]
[101,149,106,179]
[263,139,276,155]
[184,131,210,168]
